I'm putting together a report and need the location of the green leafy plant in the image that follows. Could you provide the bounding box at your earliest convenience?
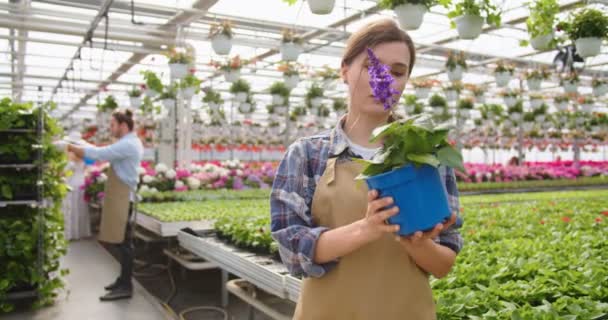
[592,78,607,88]
[139,97,161,115]
[522,0,559,45]
[230,79,251,94]
[457,98,474,110]
[281,29,304,45]
[378,0,443,10]
[500,90,519,98]
[202,87,224,105]
[446,0,502,27]
[166,47,194,65]
[269,82,290,98]
[278,62,300,77]
[554,95,569,103]
[290,106,307,119]
[557,8,608,40]
[494,60,515,74]
[404,94,424,114]
[140,70,164,93]
[305,83,324,108]
[0,98,37,131]
[315,65,340,80]
[533,103,548,115]
[508,100,524,114]
[158,84,178,100]
[428,94,448,108]
[181,74,202,91]
[127,87,142,98]
[209,20,233,38]
[332,98,347,112]
[445,51,467,70]
[354,114,464,180]
[96,95,118,113]
[444,81,463,92]
[524,68,551,80]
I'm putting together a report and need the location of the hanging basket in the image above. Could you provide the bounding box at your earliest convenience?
[530,33,554,51]
[280,42,303,61]
[224,69,241,83]
[234,92,248,103]
[284,74,300,89]
[394,4,427,30]
[169,63,188,79]
[592,84,607,97]
[161,99,176,109]
[574,37,602,58]
[504,96,517,107]
[527,78,542,91]
[211,34,232,55]
[145,89,159,98]
[530,98,543,109]
[454,14,484,40]
[447,65,464,82]
[307,0,335,15]
[182,87,196,99]
[238,103,253,114]
[310,97,323,108]
[445,90,458,101]
[414,87,431,99]
[534,114,546,123]
[495,72,512,87]
[563,81,578,94]
[130,97,142,108]
[272,95,285,105]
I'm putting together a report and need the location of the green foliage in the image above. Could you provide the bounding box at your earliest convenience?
[446,0,501,27]
[305,83,324,109]
[404,94,424,114]
[158,84,178,100]
[0,98,37,131]
[524,69,551,80]
[428,94,448,108]
[525,0,559,39]
[230,79,251,94]
[140,97,161,115]
[445,51,467,70]
[494,60,515,74]
[181,74,202,92]
[281,0,298,5]
[355,114,464,179]
[140,70,164,93]
[269,82,290,98]
[127,87,142,98]
[557,8,608,40]
[457,98,474,110]
[96,95,118,113]
[202,87,224,105]
[332,98,347,112]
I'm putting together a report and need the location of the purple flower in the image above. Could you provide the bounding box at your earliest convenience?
[367,48,399,111]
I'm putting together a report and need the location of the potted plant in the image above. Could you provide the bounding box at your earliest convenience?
[140,71,163,97]
[230,79,251,103]
[523,0,559,50]
[202,87,224,113]
[529,93,544,109]
[238,96,255,114]
[592,78,608,97]
[428,94,447,116]
[305,83,324,111]
[128,87,143,108]
[457,97,474,117]
[97,95,118,113]
[445,51,467,82]
[411,78,436,99]
[403,94,423,115]
[494,61,515,87]
[557,8,608,58]
[443,81,462,101]
[315,65,341,89]
[378,0,439,30]
[354,114,464,236]
[158,84,178,109]
[578,96,595,113]
[533,103,548,122]
[524,68,550,91]
[561,72,579,94]
[280,29,304,62]
[446,0,502,40]
[267,103,288,116]
[332,98,347,116]
[269,82,290,105]
[278,62,301,89]
[166,47,194,79]
[181,74,202,99]
[303,0,335,15]
[139,96,161,116]
[290,106,307,122]
[209,20,233,55]
[211,55,246,83]
[500,90,519,107]
[507,100,524,122]
[554,94,569,111]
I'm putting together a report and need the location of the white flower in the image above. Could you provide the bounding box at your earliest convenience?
[187,177,201,190]
[137,167,147,175]
[175,180,185,189]
[155,163,168,173]
[97,173,107,183]
[236,169,243,177]
[149,187,159,193]
[165,169,176,179]
[142,175,155,184]
[139,185,150,193]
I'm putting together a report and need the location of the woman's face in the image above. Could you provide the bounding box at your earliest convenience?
[342,41,411,116]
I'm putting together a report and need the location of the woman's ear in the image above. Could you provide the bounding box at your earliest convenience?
[340,63,349,84]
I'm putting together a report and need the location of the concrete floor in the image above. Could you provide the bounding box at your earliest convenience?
[3,239,169,320]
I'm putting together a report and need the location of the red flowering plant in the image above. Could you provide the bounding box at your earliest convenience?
[210,55,248,72]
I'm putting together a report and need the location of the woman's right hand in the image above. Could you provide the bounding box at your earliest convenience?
[360,189,400,241]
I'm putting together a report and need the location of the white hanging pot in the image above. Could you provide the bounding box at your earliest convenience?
[510,112,521,122]
[169,63,188,79]
[574,37,602,58]
[555,101,568,111]
[563,81,578,94]
[211,34,232,55]
[447,65,464,82]
[274,105,288,115]
[234,92,248,103]
[209,103,220,113]
[239,103,252,114]
[394,4,427,30]
[527,78,542,91]
[307,0,335,15]
[272,94,285,105]
[445,90,458,101]
[130,97,142,108]
[475,94,485,104]
[433,107,444,115]
[523,122,534,131]
[280,42,303,61]
[145,89,159,98]
[224,69,241,83]
[405,104,416,114]
[459,109,471,117]
[504,97,517,107]
[530,98,543,109]
[284,74,300,89]
[575,118,585,126]
[454,14,484,40]
[495,72,512,87]
[535,114,546,123]
[530,33,554,51]
[415,87,430,99]
[310,97,323,108]
[161,99,176,109]
[592,84,608,97]
[182,87,196,99]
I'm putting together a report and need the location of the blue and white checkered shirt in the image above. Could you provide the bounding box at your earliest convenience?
[270,119,464,278]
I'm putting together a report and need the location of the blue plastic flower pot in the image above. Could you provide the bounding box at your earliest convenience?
[365,164,451,236]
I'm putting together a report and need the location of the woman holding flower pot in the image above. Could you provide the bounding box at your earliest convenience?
[271,19,462,320]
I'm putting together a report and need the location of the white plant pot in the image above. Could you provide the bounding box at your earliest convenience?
[475,95,485,104]
[209,103,220,113]
[495,72,512,87]
[581,103,594,113]
[274,106,288,115]
[280,42,303,61]
[405,105,416,114]
[310,97,323,108]
[535,114,546,123]
[169,63,188,79]
[593,84,607,97]
[182,87,196,99]
[445,90,458,101]
[575,118,585,126]
[307,0,335,14]
[415,87,430,99]
[523,122,534,131]
[530,33,554,51]
[454,15,484,40]
[130,97,142,108]
[272,94,285,105]
[211,34,232,55]
[504,96,517,107]
[574,37,602,58]
[394,4,427,30]
[510,113,521,122]
[224,70,241,83]
[447,65,464,82]
[563,81,578,94]
[239,103,253,114]
[145,89,159,98]
[459,109,471,117]
[284,74,300,89]
[555,101,568,111]
[530,98,543,109]
[161,99,176,109]
[234,92,248,103]
[433,107,444,115]
[527,78,542,91]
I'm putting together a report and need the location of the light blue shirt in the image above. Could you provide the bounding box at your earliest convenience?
[84,132,143,195]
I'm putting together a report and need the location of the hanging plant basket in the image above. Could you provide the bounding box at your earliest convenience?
[504,96,517,107]
[130,97,142,108]
[534,114,546,122]
[394,4,427,30]
[209,103,221,113]
[563,81,578,94]
[224,69,241,83]
[527,78,542,91]
[445,90,459,101]
[447,65,464,82]
[495,72,512,87]
[272,95,286,105]
[182,87,196,99]
[238,103,253,114]
[310,97,323,108]
[234,92,248,103]
[169,63,188,79]
[432,107,444,116]
[530,33,554,51]
[454,14,484,40]
[284,74,300,89]
[574,37,602,58]
[307,0,335,15]
[414,87,431,99]
[274,105,288,115]
[530,98,543,109]
[161,99,176,109]
[211,34,232,55]
[280,42,303,61]
[593,84,608,97]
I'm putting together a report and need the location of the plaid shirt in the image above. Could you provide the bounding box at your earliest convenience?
[270,120,464,278]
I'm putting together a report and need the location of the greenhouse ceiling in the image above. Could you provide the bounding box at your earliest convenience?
[0,0,606,124]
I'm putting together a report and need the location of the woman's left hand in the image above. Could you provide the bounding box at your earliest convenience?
[398,212,458,247]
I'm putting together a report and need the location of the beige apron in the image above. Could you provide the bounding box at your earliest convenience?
[294,157,436,320]
[98,168,131,244]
